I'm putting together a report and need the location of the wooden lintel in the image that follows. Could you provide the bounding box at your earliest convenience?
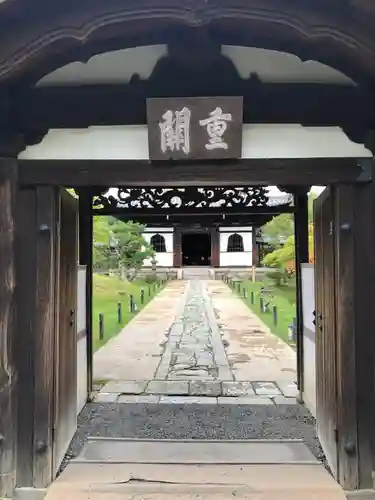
[94,205,294,217]
[18,158,371,187]
[16,83,375,130]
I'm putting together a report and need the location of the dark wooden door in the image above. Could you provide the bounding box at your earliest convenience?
[314,187,338,479]
[53,189,78,474]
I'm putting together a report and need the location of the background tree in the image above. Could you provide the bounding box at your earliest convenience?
[111,220,154,280]
[93,217,154,277]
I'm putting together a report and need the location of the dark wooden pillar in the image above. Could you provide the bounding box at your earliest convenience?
[210,226,220,267]
[78,189,93,397]
[333,178,375,491]
[0,159,17,498]
[173,227,182,267]
[252,228,258,267]
[294,189,309,398]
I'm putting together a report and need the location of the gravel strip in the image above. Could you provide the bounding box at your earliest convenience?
[61,402,326,472]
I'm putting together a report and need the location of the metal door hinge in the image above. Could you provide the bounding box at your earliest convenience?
[334,429,338,443]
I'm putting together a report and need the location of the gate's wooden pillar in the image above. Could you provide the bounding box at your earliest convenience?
[78,189,93,397]
[252,228,258,267]
[173,227,182,267]
[294,189,309,397]
[0,159,17,498]
[210,226,220,267]
[335,179,375,491]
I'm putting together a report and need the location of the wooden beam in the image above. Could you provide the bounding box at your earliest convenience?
[17,84,375,130]
[94,205,294,217]
[0,159,17,499]
[294,191,309,398]
[18,158,371,187]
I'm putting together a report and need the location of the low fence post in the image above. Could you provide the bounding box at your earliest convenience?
[260,297,264,312]
[140,288,145,305]
[130,294,135,313]
[273,305,278,326]
[99,313,104,340]
[237,282,241,293]
[148,285,151,297]
[250,291,255,305]
[117,302,122,324]
[242,287,247,298]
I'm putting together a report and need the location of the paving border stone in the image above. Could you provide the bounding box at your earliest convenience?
[222,381,255,397]
[159,396,218,404]
[252,381,282,396]
[146,380,189,395]
[189,381,222,396]
[276,381,298,398]
[217,396,273,405]
[117,395,160,403]
[272,396,298,405]
[94,393,120,403]
[101,380,149,395]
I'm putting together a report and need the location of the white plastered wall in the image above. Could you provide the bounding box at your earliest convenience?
[219,227,253,267]
[143,227,174,267]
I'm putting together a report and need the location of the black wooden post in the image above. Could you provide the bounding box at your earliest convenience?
[148,285,151,297]
[242,287,247,298]
[78,188,94,396]
[273,305,278,326]
[294,189,309,399]
[99,313,104,340]
[250,291,255,305]
[260,297,264,312]
[130,294,135,313]
[117,302,122,324]
[140,288,145,305]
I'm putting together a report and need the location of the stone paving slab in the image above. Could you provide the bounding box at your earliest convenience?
[159,396,218,404]
[217,396,273,405]
[146,380,189,395]
[222,381,255,396]
[252,381,282,396]
[189,381,222,396]
[117,395,160,403]
[96,380,297,400]
[102,380,148,394]
[94,393,297,406]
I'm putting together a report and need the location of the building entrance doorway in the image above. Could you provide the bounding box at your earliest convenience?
[182,232,211,266]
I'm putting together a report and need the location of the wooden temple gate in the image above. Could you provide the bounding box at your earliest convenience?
[0,0,375,498]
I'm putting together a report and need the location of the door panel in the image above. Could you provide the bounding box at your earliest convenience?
[314,187,338,479]
[53,189,78,474]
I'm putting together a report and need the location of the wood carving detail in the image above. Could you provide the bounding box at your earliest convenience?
[92,186,292,212]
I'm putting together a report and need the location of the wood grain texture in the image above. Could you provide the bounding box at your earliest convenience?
[0,159,17,498]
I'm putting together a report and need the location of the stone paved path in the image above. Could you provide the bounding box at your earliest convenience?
[94,279,297,404]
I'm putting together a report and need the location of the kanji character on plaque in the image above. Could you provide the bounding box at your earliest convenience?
[199,106,232,150]
[159,107,191,155]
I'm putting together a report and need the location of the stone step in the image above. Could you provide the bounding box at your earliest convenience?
[73,438,319,464]
[45,461,347,500]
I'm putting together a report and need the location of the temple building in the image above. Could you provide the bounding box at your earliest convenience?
[142,191,291,268]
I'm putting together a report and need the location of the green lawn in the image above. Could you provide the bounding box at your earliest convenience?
[92,274,163,352]
[232,279,297,345]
